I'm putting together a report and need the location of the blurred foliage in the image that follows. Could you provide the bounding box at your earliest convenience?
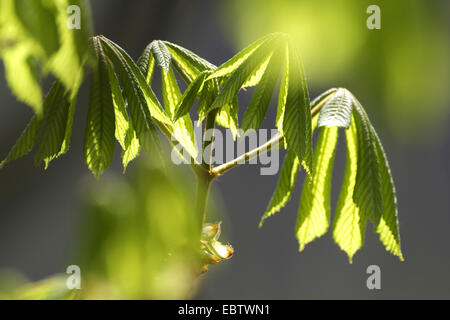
[0,271,77,300]
[0,155,229,300]
[0,0,92,114]
[75,157,212,299]
[224,0,450,141]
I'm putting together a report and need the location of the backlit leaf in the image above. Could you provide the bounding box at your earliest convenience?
[296,126,338,251]
[83,37,115,177]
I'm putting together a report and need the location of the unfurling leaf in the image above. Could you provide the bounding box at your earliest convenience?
[318,88,353,128]
[99,37,164,155]
[137,44,156,85]
[150,40,171,73]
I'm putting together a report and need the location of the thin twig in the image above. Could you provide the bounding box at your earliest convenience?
[210,91,334,176]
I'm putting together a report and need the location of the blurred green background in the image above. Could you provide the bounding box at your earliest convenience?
[0,0,449,299]
[226,0,450,142]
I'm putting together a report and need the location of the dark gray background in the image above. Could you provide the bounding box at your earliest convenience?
[0,0,449,299]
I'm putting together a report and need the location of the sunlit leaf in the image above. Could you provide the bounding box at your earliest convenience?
[282,40,312,174]
[1,43,43,114]
[318,88,353,128]
[351,98,383,226]
[99,37,164,155]
[241,53,271,88]
[83,37,115,177]
[106,59,140,171]
[371,127,403,260]
[296,126,338,250]
[150,40,171,73]
[207,33,280,80]
[259,115,319,226]
[208,36,279,113]
[34,81,72,168]
[216,96,239,140]
[173,71,208,121]
[164,41,215,82]
[162,68,198,158]
[241,48,281,132]
[99,36,170,125]
[332,119,365,262]
[0,81,66,167]
[275,42,289,135]
[137,43,156,85]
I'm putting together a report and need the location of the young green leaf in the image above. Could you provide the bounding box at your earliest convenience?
[173,71,208,121]
[197,79,218,122]
[296,126,338,251]
[99,36,170,125]
[282,40,312,174]
[318,88,353,128]
[83,37,115,177]
[371,127,403,260]
[99,37,164,154]
[332,120,366,262]
[0,115,42,168]
[259,149,300,227]
[162,68,198,158]
[216,96,239,140]
[1,44,43,114]
[163,41,216,82]
[150,40,171,73]
[106,59,140,171]
[162,68,183,116]
[207,33,281,80]
[241,53,271,88]
[241,48,281,132]
[137,44,156,85]
[351,98,383,226]
[208,36,280,114]
[34,81,72,168]
[57,66,85,158]
[56,88,77,157]
[259,115,319,227]
[0,81,64,168]
[275,43,289,135]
